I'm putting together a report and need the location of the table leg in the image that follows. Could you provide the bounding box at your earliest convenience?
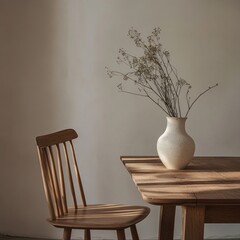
[182,206,205,240]
[158,205,176,240]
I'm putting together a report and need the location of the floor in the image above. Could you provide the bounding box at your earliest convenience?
[1,234,240,240]
[0,236,42,240]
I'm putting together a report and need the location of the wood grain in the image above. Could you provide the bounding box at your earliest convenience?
[117,229,126,240]
[130,225,139,240]
[49,204,150,229]
[121,156,240,240]
[182,206,205,240]
[121,156,240,205]
[63,228,72,240]
[84,229,91,240]
[159,206,176,240]
[204,205,240,223]
[36,130,150,240]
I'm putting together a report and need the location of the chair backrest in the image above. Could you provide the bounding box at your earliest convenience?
[36,129,86,220]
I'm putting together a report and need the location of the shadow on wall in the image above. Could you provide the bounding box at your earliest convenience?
[0,0,69,238]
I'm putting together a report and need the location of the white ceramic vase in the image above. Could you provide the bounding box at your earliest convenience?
[157,117,195,170]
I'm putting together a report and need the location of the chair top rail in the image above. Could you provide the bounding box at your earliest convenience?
[36,129,78,147]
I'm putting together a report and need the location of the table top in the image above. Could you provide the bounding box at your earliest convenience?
[121,156,240,206]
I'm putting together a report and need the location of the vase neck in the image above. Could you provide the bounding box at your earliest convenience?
[166,117,187,133]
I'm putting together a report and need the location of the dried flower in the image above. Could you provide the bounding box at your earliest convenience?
[107,28,218,117]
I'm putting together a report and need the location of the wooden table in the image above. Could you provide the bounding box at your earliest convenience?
[121,156,240,240]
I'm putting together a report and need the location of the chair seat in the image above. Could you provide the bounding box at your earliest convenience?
[49,204,150,229]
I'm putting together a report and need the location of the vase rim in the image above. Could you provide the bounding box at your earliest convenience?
[166,117,187,119]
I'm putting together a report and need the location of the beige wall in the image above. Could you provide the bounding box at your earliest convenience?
[1,0,240,239]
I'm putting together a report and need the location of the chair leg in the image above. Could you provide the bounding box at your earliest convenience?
[130,225,139,240]
[117,229,126,240]
[84,229,91,240]
[63,228,72,240]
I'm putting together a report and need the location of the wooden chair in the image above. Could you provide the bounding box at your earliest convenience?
[36,129,150,240]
